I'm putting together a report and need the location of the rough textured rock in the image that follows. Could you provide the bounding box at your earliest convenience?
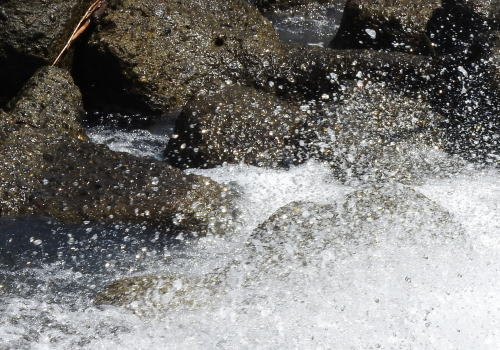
[76,0,283,116]
[296,82,460,183]
[331,0,495,55]
[4,66,85,136]
[75,0,433,118]
[165,84,306,169]
[94,273,224,310]
[0,67,233,236]
[0,0,92,106]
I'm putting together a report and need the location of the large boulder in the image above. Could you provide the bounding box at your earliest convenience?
[0,67,233,236]
[296,81,462,183]
[244,183,465,279]
[165,84,306,169]
[75,0,284,116]
[75,0,433,118]
[0,0,93,106]
[330,0,495,55]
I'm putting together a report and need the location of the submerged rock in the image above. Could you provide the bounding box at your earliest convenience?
[248,201,339,268]
[245,183,465,279]
[94,273,224,310]
[0,0,93,106]
[165,84,306,169]
[0,66,233,236]
[339,184,466,243]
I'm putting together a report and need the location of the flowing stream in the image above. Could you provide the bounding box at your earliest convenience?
[1,6,500,349]
[1,125,499,349]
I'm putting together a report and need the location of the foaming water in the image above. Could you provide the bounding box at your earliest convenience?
[1,159,499,349]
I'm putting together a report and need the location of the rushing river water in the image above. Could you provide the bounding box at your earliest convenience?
[0,125,499,349]
[1,4,499,349]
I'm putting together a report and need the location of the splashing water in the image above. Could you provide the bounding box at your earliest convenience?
[1,133,499,349]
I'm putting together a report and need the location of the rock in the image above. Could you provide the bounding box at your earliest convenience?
[339,184,465,243]
[246,184,464,278]
[94,273,224,310]
[331,0,495,55]
[0,67,233,236]
[248,201,339,267]
[296,81,460,183]
[165,84,306,169]
[0,130,233,235]
[5,66,85,136]
[0,0,93,106]
[75,0,433,118]
[75,0,283,116]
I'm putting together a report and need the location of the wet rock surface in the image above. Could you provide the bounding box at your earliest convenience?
[331,0,495,55]
[0,66,233,237]
[296,82,463,183]
[166,84,306,169]
[4,66,85,135]
[0,0,92,106]
[94,273,223,310]
[76,0,283,117]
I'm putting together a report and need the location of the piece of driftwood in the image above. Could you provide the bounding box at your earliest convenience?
[52,0,107,66]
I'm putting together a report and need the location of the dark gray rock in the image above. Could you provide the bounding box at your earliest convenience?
[0,0,93,106]
[331,0,495,55]
[76,0,433,118]
[5,66,85,136]
[0,66,233,236]
[165,84,306,169]
[76,0,283,116]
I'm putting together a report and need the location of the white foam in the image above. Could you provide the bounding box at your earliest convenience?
[1,162,499,349]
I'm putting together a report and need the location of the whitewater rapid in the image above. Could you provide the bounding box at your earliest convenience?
[1,128,499,349]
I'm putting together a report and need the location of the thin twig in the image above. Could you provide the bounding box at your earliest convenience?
[52,0,103,66]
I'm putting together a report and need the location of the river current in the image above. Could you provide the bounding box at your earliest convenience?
[0,125,498,349]
[1,5,500,348]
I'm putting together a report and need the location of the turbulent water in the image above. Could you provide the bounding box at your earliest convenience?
[0,125,499,349]
[1,6,499,349]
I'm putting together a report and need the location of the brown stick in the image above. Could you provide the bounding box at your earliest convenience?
[52,0,103,66]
